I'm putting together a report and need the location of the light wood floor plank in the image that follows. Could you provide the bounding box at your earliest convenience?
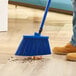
[0,4,75,76]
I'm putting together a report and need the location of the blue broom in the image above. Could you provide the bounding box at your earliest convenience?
[15,0,51,56]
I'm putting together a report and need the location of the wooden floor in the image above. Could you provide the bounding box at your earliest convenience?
[0,4,76,76]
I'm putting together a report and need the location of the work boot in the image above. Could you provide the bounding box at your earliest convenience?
[67,53,76,61]
[53,43,76,55]
[32,56,42,60]
[28,56,42,60]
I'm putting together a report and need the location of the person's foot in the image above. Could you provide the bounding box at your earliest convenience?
[32,56,42,60]
[53,43,76,55]
[66,53,76,61]
[27,56,42,60]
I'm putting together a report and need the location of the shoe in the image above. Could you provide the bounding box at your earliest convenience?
[53,43,76,55]
[32,56,42,60]
[67,53,76,61]
[27,56,42,60]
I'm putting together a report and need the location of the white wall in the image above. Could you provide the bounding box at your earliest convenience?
[0,0,8,31]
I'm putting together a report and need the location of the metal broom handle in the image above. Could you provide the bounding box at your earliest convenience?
[38,0,51,34]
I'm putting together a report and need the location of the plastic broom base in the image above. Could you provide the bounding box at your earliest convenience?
[15,35,51,56]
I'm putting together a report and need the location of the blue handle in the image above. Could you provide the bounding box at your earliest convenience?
[39,0,51,34]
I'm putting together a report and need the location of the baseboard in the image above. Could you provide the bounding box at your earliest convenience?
[8,1,73,15]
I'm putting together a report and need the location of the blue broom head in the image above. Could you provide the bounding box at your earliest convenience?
[15,32,51,56]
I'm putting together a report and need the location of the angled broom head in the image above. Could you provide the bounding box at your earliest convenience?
[15,0,51,56]
[15,33,51,56]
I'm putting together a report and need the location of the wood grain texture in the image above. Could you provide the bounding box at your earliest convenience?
[0,4,76,76]
[0,55,76,76]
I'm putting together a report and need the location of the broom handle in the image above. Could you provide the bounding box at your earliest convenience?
[39,0,51,34]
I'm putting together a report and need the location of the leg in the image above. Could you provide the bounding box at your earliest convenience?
[66,0,76,61]
[70,0,76,46]
[53,0,76,55]
[53,0,76,61]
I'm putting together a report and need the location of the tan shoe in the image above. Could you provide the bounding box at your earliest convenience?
[32,56,42,60]
[27,56,42,60]
[67,53,76,61]
[53,43,76,55]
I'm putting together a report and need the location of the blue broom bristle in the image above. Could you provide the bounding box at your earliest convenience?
[15,35,51,56]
